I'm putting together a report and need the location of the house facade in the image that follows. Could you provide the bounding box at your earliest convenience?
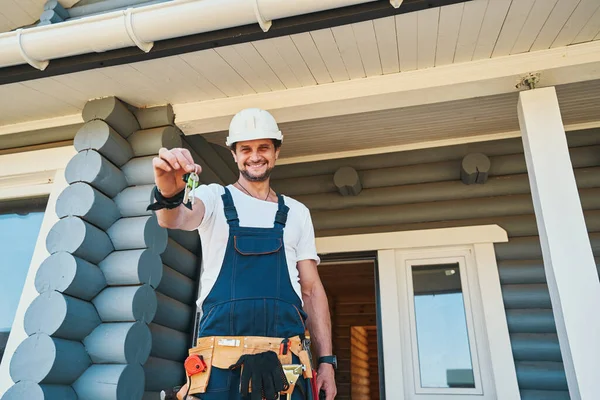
[0,0,599,399]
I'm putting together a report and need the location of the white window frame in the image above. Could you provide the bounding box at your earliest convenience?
[0,146,74,396]
[316,225,520,400]
[400,249,493,399]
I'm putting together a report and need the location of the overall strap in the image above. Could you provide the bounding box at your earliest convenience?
[221,187,240,227]
[274,194,289,228]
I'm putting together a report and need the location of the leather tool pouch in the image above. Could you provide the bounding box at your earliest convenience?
[188,341,214,394]
[298,349,313,378]
[187,336,302,395]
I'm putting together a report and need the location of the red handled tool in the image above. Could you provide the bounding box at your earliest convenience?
[184,354,207,376]
[311,370,319,399]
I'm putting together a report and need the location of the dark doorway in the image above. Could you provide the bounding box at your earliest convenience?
[318,260,381,400]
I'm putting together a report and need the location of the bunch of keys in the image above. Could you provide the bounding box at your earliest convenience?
[183,172,200,206]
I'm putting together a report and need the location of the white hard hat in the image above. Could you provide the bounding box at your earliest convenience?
[226,108,283,147]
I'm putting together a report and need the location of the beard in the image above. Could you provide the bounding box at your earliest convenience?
[240,162,273,182]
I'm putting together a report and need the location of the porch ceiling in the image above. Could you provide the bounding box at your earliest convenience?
[1,0,600,161]
[1,0,600,126]
[203,78,600,161]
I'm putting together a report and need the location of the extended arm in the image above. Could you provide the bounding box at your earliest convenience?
[298,259,337,400]
[153,147,205,231]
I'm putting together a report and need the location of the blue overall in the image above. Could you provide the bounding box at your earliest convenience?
[196,187,309,400]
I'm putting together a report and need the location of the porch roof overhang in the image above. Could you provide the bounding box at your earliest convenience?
[1,0,600,163]
[0,0,459,84]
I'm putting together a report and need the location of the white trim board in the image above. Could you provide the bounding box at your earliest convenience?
[0,114,83,137]
[316,224,508,254]
[0,146,75,200]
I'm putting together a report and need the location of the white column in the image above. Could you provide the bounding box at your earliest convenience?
[0,170,68,396]
[518,87,600,400]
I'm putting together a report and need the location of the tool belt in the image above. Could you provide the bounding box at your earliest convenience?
[186,335,313,395]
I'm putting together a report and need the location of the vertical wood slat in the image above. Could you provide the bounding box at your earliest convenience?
[331,24,365,79]
[435,2,465,66]
[572,5,600,43]
[455,0,489,63]
[230,43,286,91]
[511,0,560,54]
[491,0,536,57]
[99,65,170,106]
[351,326,370,399]
[215,46,272,93]
[531,0,581,51]
[290,32,333,84]
[306,29,349,82]
[167,56,224,100]
[552,0,600,47]
[269,36,316,87]
[396,12,418,71]
[472,0,511,60]
[352,20,382,77]
[373,16,399,74]
[417,8,440,69]
[252,39,302,89]
[129,59,202,104]
[179,50,254,97]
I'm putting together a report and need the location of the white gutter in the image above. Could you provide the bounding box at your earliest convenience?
[0,0,379,71]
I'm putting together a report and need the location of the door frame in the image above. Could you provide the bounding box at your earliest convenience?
[315,225,520,400]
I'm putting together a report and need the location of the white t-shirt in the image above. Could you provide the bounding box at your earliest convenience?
[192,184,320,310]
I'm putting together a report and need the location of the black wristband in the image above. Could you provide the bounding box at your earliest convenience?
[146,186,187,211]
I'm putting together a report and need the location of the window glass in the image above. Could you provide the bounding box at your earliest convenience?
[412,263,475,389]
[0,201,46,338]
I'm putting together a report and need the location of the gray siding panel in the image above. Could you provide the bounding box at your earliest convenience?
[46,216,113,264]
[272,128,600,399]
[506,309,557,334]
[72,364,145,400]
[34,252,106,301]
[501,284,552,309]
[511,334,562,362]
[521,390,570,400]
[2,381,77,400]
[65,150,128,198]
[23,291,100,341]
[92,285,157,323]
[122,156,155,186]
[161,238,198,279]
[516,361,568,391]
[148,323,189,362]
[128,126,182,157]
[99,250,163,288]
[9,334,91,384]
[142,357,185,393]
[82,97,140,139]
[83,322,152,365]
[56,182,121,231]
[156,265,196,305]
[73,120,134,167]
[153,292,193,333]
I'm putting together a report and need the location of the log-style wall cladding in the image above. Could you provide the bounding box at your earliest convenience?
[278,128,600,400]
[4,99,206,400]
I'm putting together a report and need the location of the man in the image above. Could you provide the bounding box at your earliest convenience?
[150,108,337,400]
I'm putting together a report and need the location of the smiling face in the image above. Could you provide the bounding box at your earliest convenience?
[231,139,280,182]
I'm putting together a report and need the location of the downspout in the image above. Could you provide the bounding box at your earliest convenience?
[0,0,378,71]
